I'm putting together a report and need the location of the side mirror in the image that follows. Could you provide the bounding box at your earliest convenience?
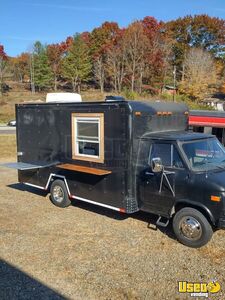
[151,157,163,173]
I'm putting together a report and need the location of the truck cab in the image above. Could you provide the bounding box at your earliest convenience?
[137,131,225,247]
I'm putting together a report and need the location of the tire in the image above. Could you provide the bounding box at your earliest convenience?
[50,179,71,208]
[173,207,213,248]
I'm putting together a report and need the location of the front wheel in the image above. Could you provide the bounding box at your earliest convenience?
[50,179,71,208]
[173,207,213,248]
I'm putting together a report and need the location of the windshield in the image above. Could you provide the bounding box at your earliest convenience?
[182,138,225,171]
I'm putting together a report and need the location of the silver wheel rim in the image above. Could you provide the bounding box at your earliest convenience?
[53,186,64,202]
[179,216,202,241]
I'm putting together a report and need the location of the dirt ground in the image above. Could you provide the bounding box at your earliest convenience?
[0,137,225,300]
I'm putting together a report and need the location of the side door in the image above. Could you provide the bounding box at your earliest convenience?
[139,141,189,217]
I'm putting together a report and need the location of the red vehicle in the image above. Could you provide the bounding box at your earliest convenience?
[189,110,225,145]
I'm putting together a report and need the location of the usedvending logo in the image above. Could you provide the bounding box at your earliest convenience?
[178,280,221,298]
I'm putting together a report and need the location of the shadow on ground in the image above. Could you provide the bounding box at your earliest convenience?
[7,183,48,196]
[0,259,66,300]
[7,183,177,243]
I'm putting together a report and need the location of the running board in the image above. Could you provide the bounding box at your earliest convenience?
[156,216,169,227]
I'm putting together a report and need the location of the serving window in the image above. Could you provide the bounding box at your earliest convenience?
[72,113,104,163]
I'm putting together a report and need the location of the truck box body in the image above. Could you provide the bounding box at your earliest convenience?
[16,100,188,213]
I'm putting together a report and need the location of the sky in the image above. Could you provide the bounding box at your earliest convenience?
[0,0,225,57]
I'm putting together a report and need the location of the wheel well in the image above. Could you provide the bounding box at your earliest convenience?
[174,203,215,227]
[48,177,65,191]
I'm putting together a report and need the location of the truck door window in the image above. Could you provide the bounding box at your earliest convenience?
[172,147,184,168]
[149,143,184,168]
[150,143,171,166]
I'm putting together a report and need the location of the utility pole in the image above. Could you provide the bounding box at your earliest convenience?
[30,53,35,94]
[173,65,176,102]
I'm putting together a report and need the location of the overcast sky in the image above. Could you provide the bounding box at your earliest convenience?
[1,0,225,56]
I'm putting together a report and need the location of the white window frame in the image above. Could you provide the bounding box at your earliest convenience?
[71,113,104,163]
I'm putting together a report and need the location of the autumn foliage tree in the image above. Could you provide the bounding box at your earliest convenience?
[11,53,30,82]
[141,17,165,91]
[90,22,120,92]
[122,21,149,92]
[1,14,225,101]
[0,45,8,96]
[105,29,127,93]
[179,48,217,100]
[165,15,225,81]
[47,43,66,91]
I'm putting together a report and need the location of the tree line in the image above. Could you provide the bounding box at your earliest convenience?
[0,14,225,100]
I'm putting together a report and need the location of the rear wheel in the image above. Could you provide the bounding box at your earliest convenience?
[173,207,213,248]
[50,179,71,208]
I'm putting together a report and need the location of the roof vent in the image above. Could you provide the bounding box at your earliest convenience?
[46,93,82,103]
[105,95,125,102]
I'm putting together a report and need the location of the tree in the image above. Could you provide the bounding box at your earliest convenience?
[191,15,225,56]
[179,48,217,100]
[0,45,7,96]
[62,34,91,92]
[93,56,105,93]
[90,22,120,92]
[105,30,127,93]
[33,41,53,91]
[164,16,193,81]
[164,15,225,81]
[123,21,149,92]
[47,43,65,91]
[141,17,165,92]
[11,53,30,82]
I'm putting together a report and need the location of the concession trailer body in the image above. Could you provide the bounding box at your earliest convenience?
[15,100,188,214]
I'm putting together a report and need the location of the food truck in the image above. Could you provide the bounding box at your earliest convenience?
[3,98,225,248]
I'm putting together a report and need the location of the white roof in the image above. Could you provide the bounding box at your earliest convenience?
[46,93,82,103]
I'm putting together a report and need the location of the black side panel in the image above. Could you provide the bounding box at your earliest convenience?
[16,103,131,210]
[16,100,188,212]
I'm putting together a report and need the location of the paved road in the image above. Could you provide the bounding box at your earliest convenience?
[0,126,16,135]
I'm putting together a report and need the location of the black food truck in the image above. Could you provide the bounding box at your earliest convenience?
[3,99,225,248]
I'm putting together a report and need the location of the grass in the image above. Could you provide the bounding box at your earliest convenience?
[0,90,47,123]
[160,93,214,110]
[0,88,107,123]
[0,82,214,123]
[0,135,16,160]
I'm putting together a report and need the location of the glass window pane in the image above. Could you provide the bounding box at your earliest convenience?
[182,138,225,171]
[172,147,184,168]
[78,141,99,156]
[77,136,99,142]
[77,122,98,138]
[150,143,171,166]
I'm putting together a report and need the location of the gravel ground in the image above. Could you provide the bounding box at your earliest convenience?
[0,165,225,300]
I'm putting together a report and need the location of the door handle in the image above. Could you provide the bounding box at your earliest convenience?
[145,171,154,176]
